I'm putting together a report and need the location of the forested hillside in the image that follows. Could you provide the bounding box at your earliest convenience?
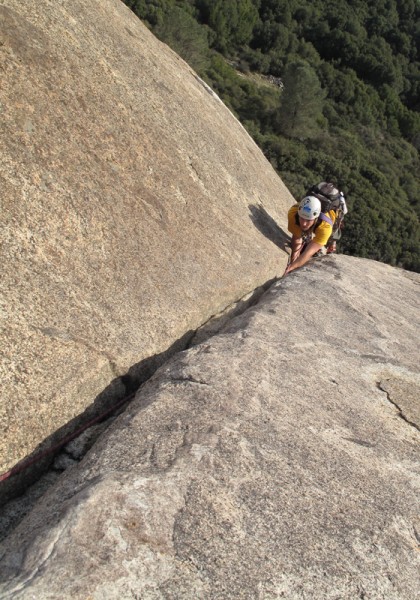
[124,0,420,272]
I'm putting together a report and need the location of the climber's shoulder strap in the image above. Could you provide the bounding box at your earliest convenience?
[317,212,334,227]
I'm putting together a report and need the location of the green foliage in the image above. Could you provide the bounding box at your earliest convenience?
[276,61,326,139]
[123,0,420,272]
[154,7,210,72]
[123,0,173,26]
[196,0,259,52]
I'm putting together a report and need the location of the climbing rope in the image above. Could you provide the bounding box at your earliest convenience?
[0,391,135,483]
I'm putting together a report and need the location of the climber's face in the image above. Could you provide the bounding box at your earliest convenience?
[299,216,315,231]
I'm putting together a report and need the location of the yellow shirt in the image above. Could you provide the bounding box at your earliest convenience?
[288,204,335,247]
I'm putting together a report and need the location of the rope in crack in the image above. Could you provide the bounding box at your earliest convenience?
[0,392,136,483]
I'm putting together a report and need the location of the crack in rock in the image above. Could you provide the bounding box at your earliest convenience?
[170,376,210,386]
[343,438,375,448]
[377,381,420,432]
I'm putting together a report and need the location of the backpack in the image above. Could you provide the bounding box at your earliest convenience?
[305,181,341,210]
[305,181,347,237]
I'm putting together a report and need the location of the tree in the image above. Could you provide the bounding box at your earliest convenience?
[276,61,326,139]
[197,0,259,51]
[356,36,398,86]
[154,7,210,72]
[123,0,174,27]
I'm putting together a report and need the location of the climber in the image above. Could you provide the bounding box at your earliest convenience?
[303,181,348,254]
[284,195,335,275]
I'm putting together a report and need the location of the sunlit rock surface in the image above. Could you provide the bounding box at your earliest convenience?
[0,0,292,474]
[1,256,419,599]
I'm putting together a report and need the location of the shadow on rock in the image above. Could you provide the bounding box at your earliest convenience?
[249,204,291,252]
[0,329,195,538]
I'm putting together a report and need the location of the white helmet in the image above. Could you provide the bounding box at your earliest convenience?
[298,196,321,220]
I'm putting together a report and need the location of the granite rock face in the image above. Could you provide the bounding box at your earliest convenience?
[0,0,292,474]
[0,256,419,599]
